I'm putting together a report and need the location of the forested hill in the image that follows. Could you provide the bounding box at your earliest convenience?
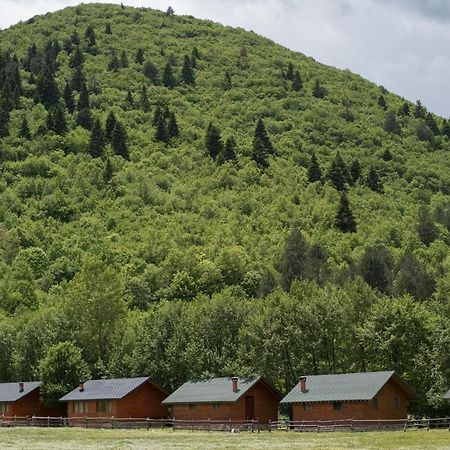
[0,3,449,415]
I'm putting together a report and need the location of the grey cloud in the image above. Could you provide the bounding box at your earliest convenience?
[376,0,450,21]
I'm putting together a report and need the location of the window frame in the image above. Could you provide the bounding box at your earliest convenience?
[0,402,9,414]
[73,401,88,414]
[332,401,342,411]
[96,400,112,413]
[372,397,379,409]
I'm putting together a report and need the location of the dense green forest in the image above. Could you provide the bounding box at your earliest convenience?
[0,3,449,416]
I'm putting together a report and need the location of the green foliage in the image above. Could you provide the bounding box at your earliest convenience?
[39,341,90,406]
[336,192,356,233]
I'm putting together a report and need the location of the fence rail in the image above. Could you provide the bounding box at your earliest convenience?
[268,417,450,432]
[1,415,449,432]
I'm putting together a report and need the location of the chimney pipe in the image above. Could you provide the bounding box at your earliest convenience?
[79,382,84,392]
[299,376,307,393]
[231,377,239,393]
[19,382,24,393]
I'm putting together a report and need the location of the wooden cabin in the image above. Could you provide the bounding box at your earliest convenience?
[60,377,168,419]
[0,381,63,417]
[281,371,415,422]
[162,376,279,423]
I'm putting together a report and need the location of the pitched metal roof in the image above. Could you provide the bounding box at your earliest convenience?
[60,377,152,401]
[0,381,41,402]
[162,376,262,404]
[445,389,450,400]
[281,371,415,403]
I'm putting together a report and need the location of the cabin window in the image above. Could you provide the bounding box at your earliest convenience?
[394,397,400,410]
[212,403,221,411]
[302,403,312,411]
[372,398,379,409]
[0,402,8,414]
[73,401,88,414]
[96,400,112,413]
[188,404,197,411]
[332,402,342,411]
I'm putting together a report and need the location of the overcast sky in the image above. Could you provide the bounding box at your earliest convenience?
[1,0,449,117]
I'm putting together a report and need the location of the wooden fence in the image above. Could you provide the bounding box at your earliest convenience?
[1,415,449,432]
[268,417,450,432]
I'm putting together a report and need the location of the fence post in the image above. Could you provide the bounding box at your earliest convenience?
[317,419,321,433]
[427,418,430,431]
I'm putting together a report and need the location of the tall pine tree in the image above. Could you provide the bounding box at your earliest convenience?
[181,55,195,86]
[307,153,322,183]
[111,121,129,159]
[88,118,105,158]
[205,123,223,160]
[336,192,357,233]
[163,62,176,89]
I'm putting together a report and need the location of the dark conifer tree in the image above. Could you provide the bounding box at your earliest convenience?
[378,95,387,110]
[105,111,117,141]
[223,71,232,90]
[181,55,195,86]
[292,70,303,91]
[19,116,31,139]
[336,192,357,233]
[399,102,410,116]
[88,118,105,158]
[71,65,85,92]
[111,121,129,159]
[286,62,294,81]
[414,100,426,118]
[252,118,273,169]
[155,114,168,143]
[105,23,112,35]
[166,6,175,15]
[365,167,384,193]
[36,64,60,108]
[135,48,144,65]
[205,123,223,160]
[108,51,120,72]
[425,112,439,135]
[222,137,237,162]
[167,112,180,139]
[163,63,176,89]
[69,46,84,69]
[63,82,75,114]
[53,106,68,135]
[442,119,450,138]
[382,148,393,161]
[279,227,308,291]
[327,152,349,191]
[152,106,163,127]
[143,60,159,84]
[77,82,90,111]
[192,47,200,61]
[103,158,114,183]
[416,204,437,246]
[71,31,80,47]
[307,153,322,183]
[120,51,129,68]
[126,90,134,108]
[384,111,401,135]
[24,43,38,72]
[140,85,150,113]
[76,107,92,130]
[85,26,96,49]
[312,79,325,98]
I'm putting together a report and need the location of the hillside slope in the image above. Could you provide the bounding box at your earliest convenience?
[0,4,449,415]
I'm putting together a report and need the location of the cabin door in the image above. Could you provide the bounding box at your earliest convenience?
[245,396,255,420]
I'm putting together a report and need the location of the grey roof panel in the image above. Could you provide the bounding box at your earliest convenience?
[0,382,41,402]
[60,377,150,401]
[281,371,402,403]
[162,377,261,404]
[445,389,450,399]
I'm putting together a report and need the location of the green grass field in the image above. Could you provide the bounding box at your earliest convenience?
[0,428,449,449]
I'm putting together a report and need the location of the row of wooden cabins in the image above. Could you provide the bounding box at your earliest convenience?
[1,371,448,423]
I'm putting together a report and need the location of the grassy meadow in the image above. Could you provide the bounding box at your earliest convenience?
[0,427,449,449]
